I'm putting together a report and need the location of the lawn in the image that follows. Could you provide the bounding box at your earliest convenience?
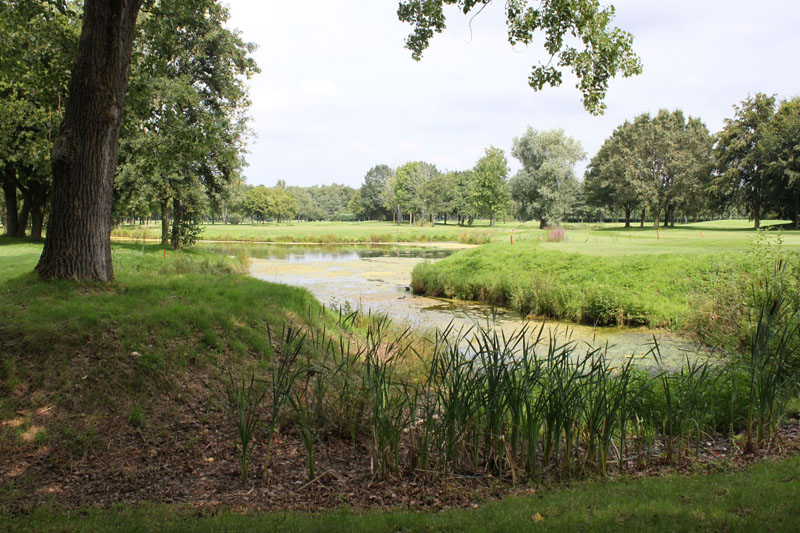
[2,230,799,531]
[110,219,800,249]
[411,220,800,333]
[4,457,800,531]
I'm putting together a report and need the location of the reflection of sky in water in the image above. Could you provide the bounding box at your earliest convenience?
[240,245,708,369]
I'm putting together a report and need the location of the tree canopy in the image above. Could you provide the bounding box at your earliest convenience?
[398,0,642,114]
[511,128,585,227]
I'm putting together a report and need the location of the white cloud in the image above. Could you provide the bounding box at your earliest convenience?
[224,0,800,187]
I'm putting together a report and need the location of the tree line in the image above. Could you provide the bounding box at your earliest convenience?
[3,0,640,280]
[0,0,256,249]
[585,95,800,229]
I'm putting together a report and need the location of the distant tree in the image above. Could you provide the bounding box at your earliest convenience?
[398,0,641,114]
[713,93,777,229]
[0,1,78,238]
[286,186,322,221]
[360,165,393,220]
[584,120,647,227]
[347,189,366,220]
[393,161,438,226]
[115,0,257,248]
[448,170,478,225]
[511,128,585,227]
[307,184,356,221]
[421,172,452,224]
[471,147,510,226]
[269,187,298,222]
[763,97,800,228]
[642,110,713,227]
[243,186,270,222]
[382,175,402,224]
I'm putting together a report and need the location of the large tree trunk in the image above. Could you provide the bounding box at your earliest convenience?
[160,200,169,246]
[753,194,761,229]
[640,208,645,228]
[30,204,45,241]
[2,176,19,236]
[27,181,48,240]
[36,0,143,281]
[171,197,181,249]
[623,206,631,228]
[17,198,30,238]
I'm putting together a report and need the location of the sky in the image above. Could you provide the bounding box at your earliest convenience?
[224,0,800,188]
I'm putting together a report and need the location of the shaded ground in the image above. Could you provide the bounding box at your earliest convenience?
[2,368,798,515]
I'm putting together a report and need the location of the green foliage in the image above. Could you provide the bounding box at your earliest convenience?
[511,128,585,227]
[394,161,440,225]
[397,0,642,114]
[221,370,268,483]
[242,186,298,223]
[115,0,258,239]
[713,94,778,228]
[471,147,510,225]
[763,97,800,228]
[586,110,714,228]
[359,165,394,220]
[411,239,758,328]
[0,0,79,238]
[128,405,145,428]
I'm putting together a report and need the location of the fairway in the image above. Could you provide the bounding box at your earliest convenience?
[111,219,800,250]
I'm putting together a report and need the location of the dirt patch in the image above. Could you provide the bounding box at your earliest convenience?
[2,370,798,514]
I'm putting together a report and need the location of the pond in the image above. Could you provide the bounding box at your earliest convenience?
[201,243,708,367]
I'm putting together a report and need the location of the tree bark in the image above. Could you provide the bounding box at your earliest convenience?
[640,208,645,228]
[171,196,181,249]
[2,176,19,236]
[36,0,143,281]
[17,198,30,238]
[753,193,761,229]
[623,207,631,228]
[160,200,169,246]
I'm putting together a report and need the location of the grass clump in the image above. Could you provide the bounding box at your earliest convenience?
[411,241,745,328]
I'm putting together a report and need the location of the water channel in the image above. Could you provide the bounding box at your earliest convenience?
[201,242,707,368]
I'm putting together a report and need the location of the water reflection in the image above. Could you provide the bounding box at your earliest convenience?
[202,243,709,367]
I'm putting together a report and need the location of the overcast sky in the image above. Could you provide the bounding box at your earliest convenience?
[224,0,800,188]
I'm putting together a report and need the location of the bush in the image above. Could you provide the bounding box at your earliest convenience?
[226,213,242,225]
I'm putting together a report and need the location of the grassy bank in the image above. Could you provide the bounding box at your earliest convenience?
[411,223,800,333]
[5,456,800,531]
[2,236,799,528]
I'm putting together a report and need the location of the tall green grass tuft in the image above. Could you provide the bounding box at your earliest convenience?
[220,370,267,483]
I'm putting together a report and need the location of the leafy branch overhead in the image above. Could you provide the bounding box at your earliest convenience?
[397,0,642,114]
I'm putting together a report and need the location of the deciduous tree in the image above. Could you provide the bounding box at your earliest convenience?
[511,128,585,227]
[398,0,641,114]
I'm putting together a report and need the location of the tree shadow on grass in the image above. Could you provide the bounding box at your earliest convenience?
[0,235,43,246]
[591,221,795,233]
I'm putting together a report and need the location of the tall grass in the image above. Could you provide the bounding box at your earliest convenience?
[213,257,798,485]
[220,371,267,483]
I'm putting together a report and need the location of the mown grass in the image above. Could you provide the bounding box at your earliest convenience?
[2,235,800,530]
[112,220,519,244]
[411,225,800,331]
[0,237,350,457]
[4,456,800,532]
[111,219,800,248]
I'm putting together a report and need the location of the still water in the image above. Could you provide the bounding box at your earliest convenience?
[202,243,707,366]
